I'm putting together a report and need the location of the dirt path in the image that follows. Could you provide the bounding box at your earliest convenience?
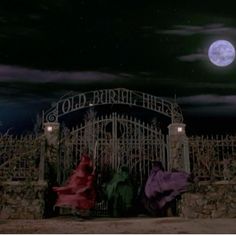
[0,216,236,234]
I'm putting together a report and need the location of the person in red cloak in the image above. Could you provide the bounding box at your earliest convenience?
[53,154,96,216]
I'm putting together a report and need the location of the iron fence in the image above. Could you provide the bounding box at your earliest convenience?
[189,135,236,180]
[0,134,45,181]
[1,132,236,182]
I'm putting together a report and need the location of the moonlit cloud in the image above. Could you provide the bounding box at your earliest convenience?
[0,64,121,83]
[184,82,236,90]
[178,94,236,105]
[143,23,236,62]
[156,24,236,36]
[178,53,208,62]
[177,95,236,115]
[118,73,134,78]
[0,65,134,107]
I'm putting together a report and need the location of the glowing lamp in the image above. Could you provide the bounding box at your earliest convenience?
[47,126,53,132]
[177,127,183,133]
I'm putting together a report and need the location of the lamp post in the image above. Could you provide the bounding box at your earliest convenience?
[43,122,60,183]
[168,123,190,172]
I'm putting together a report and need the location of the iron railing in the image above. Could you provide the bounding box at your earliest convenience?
[189,135,236,180]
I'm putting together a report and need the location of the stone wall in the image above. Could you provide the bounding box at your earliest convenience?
[0,181,47,219]
[179,180,236,218]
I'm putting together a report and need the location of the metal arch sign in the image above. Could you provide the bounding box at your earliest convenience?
[44,88,183,123]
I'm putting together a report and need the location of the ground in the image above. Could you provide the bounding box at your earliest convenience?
[0,216,236,234]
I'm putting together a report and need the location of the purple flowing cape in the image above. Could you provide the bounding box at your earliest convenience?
[144,166,190,209]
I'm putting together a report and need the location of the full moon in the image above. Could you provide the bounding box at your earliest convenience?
[208,40,235,67]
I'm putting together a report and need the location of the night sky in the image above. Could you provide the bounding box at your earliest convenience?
[1,0,236,135]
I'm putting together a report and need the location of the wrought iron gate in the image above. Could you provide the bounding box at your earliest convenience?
[58,112,167,186]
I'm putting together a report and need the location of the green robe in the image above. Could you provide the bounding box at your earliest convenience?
[106,167,134,217]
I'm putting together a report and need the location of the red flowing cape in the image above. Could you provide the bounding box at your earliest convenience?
[53,154,96,210]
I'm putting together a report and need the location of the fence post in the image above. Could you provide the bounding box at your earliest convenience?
[39,136,46,181]
[168,123,190,172]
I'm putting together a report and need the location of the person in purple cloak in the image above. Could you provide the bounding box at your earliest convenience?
[144,161,191,216]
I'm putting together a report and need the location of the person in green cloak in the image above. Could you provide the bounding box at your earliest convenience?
[106,166,134,217]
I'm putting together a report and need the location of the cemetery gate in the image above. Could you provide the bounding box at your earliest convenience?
[58,112,166,186]
[43,88,189,187]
